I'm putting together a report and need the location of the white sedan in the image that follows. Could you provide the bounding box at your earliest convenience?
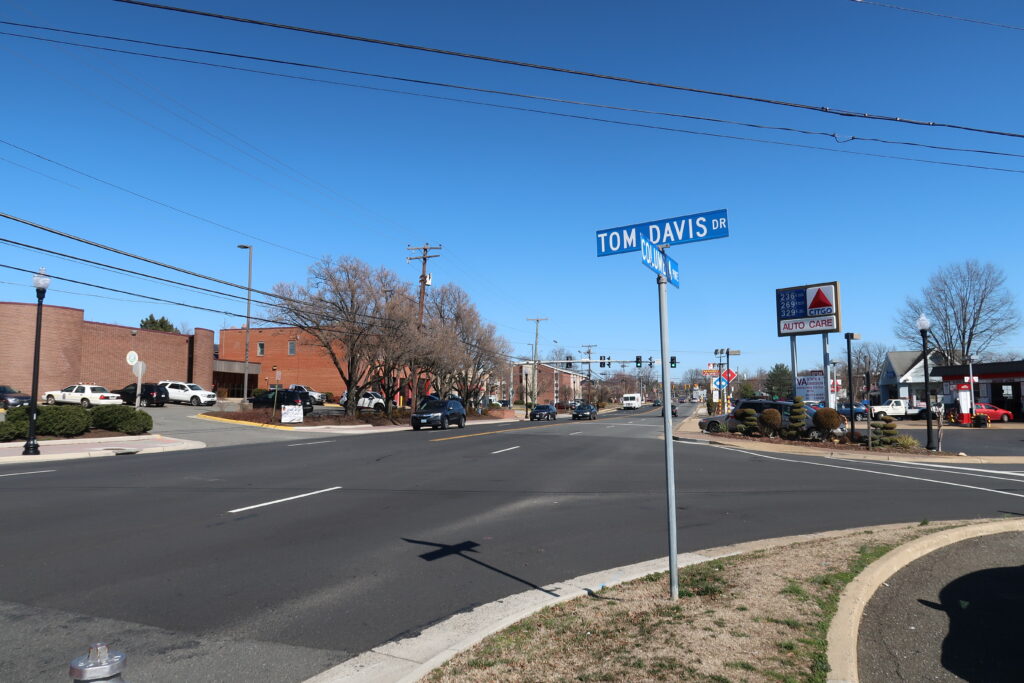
[44,385,123,407]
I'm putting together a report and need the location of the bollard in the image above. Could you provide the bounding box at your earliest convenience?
[69,642,127,682]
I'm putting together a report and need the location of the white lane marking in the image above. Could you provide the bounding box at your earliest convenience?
[569,431,582,435]
[228,486,342,514]
[836,459,1024,485]
[0,469,56,478]
[491,446,520,454]
[889,461,1024,478]
[712,446,1024,499]
[286,441,335,447]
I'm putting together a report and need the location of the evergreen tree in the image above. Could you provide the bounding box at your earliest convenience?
[139,314,175,332]
[763,363,793,400]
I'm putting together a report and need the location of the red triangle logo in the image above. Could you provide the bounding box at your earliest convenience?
[809,288,832,309]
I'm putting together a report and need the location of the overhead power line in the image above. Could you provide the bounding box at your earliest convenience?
[6,22,1024,163]
[5,29,1024,175]
[850,0,1024,31]
[112,0,1024,141]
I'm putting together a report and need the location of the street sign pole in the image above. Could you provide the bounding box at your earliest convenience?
[656,268,679,600]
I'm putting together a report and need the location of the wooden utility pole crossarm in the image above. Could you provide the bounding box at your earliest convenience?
[406,244,442,408]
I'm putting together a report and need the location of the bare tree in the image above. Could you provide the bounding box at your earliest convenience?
[268,256,385,414]
[895,261,1021,363]
[849,341,891,401]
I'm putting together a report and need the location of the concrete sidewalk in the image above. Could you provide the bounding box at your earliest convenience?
[0,434,205,466]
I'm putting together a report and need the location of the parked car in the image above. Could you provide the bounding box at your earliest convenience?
[288,384,325,405]
[158,381,217,406]
[530,404,558,421]
[0,384,32,409]
[248,389,313,414]
[412,398,466,430]
[572,403,598,420]
[115,383,169,407]
[836,402,869,422]
[341,391,388,411]
[869,399,937,420]
[661,404,678,417]
[43,384,123,407]
[974,403,1014,422]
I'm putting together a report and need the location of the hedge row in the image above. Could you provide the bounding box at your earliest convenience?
[0,404,152,442]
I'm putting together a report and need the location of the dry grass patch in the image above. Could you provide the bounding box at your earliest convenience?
[427,520,973,683]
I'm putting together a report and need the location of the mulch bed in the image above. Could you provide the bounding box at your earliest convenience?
[700,430,932,456]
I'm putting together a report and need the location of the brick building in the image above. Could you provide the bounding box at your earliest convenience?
[515,363,586,406]
[0,302,213,395]
[218,326,345,398]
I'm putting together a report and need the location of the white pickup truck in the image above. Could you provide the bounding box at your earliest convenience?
[870,399,937,420]
[288,385,325,405]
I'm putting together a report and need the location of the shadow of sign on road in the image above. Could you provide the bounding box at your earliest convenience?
[919,564,1024,682]
[402,538,559,597]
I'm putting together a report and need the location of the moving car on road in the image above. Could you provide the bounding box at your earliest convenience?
[158,381,217,406]
[116,383,169,407]
[661,404,678,417]
[248,389,313,415]
[0,385,32,409]
[530,404,558,421]
[412,399,466,430]
[571,403,598,420]
[974,403,1014,422]
[43,384,122,407]
[622,393,642,409]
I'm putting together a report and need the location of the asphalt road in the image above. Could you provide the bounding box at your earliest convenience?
[2,404,1023,681]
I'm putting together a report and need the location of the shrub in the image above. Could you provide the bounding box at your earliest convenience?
[891,434,920,449]
[0,420,27,442]
[879,416,899,446]
[4,406,29,425]
[36,405,91,437]
[738,408,759,436]
[758,408,782,437]
[812,407,842,439]
[91,405,136,431]
[786,396,808,439]
[323,391,335,403]
[117,410,153,435]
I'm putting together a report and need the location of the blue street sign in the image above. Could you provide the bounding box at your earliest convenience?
[596,209,728,257]
[639,236,680,288]
[713,377,728,389]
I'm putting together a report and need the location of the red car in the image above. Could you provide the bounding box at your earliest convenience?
[975,403,1014,422]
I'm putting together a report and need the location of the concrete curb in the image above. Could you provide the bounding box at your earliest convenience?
[305,522,937,683]
[0,436,206,465]
[194,414,296,430]
[825,517,1024,683]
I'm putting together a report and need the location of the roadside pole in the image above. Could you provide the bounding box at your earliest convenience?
[656,268,679,599]
[790,337,799,400]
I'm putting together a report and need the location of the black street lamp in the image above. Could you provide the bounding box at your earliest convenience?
[844,333,861,436]
[917,313,936,450]
[23,267,51,456]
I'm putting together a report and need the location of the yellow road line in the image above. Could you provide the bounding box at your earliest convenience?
[430,421,564,442]
[195,413,295,431]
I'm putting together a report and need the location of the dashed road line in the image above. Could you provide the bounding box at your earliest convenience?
[491,446,520,454]
[569,431,582,435]
[286,441,336,447]
[228,486,343,514]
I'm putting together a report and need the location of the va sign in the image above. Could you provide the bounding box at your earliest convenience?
[639,236,680,287]
[596,209,728,257]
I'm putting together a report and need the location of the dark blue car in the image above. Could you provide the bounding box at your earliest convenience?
[571,403,598,420]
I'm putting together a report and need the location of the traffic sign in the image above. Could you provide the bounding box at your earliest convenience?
[126,350,139,366]
[596,209,729,257]
[638,236,680,287]
[131,360,146,379]
[713,377,728,390]
[722,369,737,382]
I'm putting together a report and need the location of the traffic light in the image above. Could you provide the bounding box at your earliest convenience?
[648,356,654,368]
[635,355,642,368]
[599,355,605,368]
[670,356,677,368]
[565,355,572,369]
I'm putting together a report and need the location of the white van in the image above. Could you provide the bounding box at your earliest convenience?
[622,393,642,409]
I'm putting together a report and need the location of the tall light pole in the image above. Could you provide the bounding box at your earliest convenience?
[917,314,936,450]
[23,267,51,455]
[237,245,253,400]
[844,333,861,435]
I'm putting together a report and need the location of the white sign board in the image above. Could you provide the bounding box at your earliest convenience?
[131,360,147,379]
[281,405,304,423]
[776,281,842,336]
[795,375,826,403]
[126,350,139,366]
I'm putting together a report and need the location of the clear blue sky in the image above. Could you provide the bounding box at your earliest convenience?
[2,0,1023,381]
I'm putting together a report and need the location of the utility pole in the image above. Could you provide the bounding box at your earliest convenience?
[581,344,596,404]
[406,244,442,409]
[527,318,547,409]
